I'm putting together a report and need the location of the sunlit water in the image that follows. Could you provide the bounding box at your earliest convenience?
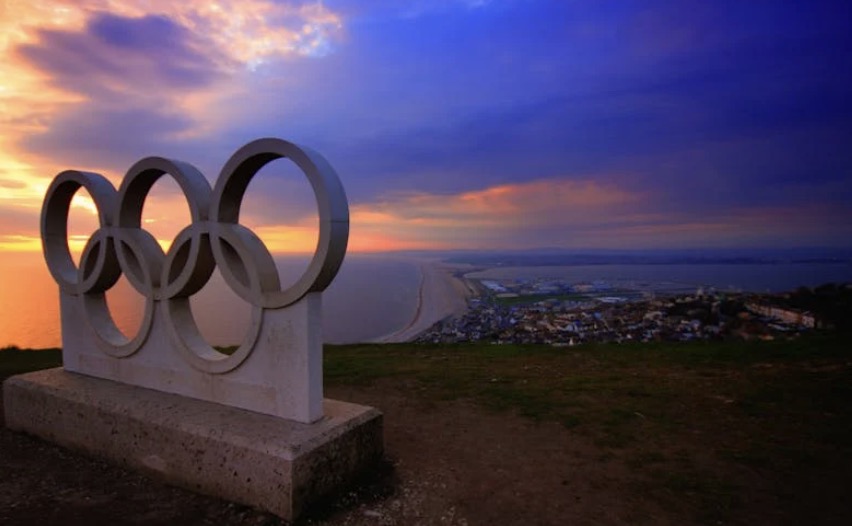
[0,253,420,349]
[466,263,852,294]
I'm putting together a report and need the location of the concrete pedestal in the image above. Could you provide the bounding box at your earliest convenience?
[3,368,383,521]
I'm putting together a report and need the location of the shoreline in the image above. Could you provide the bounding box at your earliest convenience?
[371,261,472,343]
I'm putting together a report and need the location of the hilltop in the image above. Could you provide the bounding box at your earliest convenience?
[2,336,851,525]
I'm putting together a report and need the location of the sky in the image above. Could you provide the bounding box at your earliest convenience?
[1,0,851,255]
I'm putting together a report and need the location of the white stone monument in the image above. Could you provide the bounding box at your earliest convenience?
[3,138,383,520]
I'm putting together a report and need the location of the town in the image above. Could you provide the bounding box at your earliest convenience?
[416,277,850,346]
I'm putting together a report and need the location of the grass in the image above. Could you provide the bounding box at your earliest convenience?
[325,334,852,441]
[3,334,852,524]
[324,334,852,524]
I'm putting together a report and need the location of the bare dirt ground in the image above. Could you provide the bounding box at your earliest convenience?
[0,382,687,526]
[1,372,850,526]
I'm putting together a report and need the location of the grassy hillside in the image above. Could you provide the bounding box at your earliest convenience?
[326,335,852,446]
[3,336,851,524]
[325,335,852,523]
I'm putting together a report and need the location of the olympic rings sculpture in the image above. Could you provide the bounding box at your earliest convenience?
[41,138,349,373]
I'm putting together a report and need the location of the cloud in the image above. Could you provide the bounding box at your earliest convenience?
[202,175,644,253]
[16,13,229,99]
[0,206,42,252]
[1,1,345,193]
[343,177,852,251]
[0,179,28,190]
[21,105,197,173]
[348,176,643,250]
[1,0,850,256]
[334,0,497,19]
[10,11,231,171]
[2,1,343,65]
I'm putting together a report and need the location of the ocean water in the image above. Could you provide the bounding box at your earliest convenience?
[0,253,420,349]
[466,263,852,294]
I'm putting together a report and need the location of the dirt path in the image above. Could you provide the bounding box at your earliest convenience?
[0,382,660,526]
[320,384,672,526]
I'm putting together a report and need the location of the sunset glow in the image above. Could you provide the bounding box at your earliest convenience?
[0,0,849,255]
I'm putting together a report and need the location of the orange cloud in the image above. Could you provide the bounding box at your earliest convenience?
[367,176,631,218]
[4,174,850,257]
[344,178,852,251]
[0,234,41,253]
[252,224,319,254]
[213,177,638,253]
[378,178,638,226]
[343,177,644,250]
[62,174,837,254]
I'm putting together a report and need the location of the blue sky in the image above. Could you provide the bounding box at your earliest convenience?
[1,0,850,252]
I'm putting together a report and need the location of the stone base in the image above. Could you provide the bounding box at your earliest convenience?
[2,368,383,521]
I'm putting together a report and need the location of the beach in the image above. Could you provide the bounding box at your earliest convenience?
[371,261,473,343]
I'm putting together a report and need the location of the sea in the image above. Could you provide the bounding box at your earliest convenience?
[465,263,852,295]
[2,252,851,349]
[0,253,421,349]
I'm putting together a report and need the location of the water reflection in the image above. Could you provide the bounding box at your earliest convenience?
[0,253,420,349]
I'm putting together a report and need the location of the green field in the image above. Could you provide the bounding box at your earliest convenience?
[325,334,852,436]
[326,335,852,523]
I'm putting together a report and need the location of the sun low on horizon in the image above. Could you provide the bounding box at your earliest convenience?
[1,0,850,259]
